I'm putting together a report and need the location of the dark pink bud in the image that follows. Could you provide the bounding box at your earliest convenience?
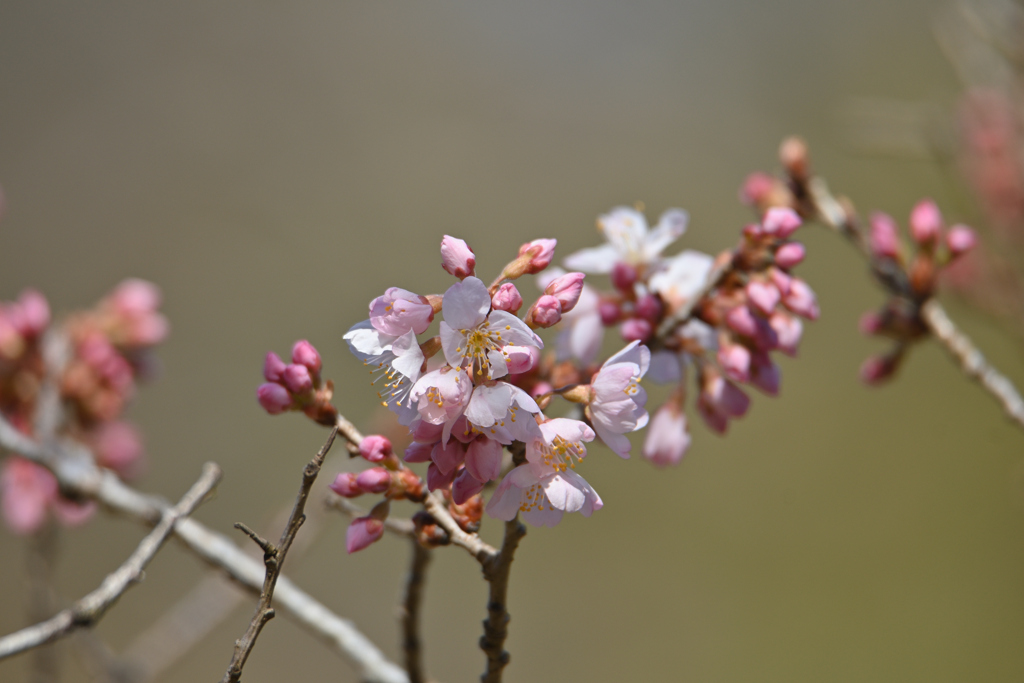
[762,207,802,238]
[635,294,663,322]
[740,172,775,206]
[257,383,292,414]
[526,295,562,328]
[869,212,901,259]
[263,352,287,382]
[768,268,792,297]
[291,340,322,375]
[909,199,942,245]
[859,311,882,335]
[491,283,523,313]
[620,318,652,343]
[860,355,898,385]
[726,306,758,337]
[15,290,49,338]
[782,278,820,320]
[946,225,977,256]
[346,514,385,554]
[329,472,362,498]
[441,235,476,279]
[749,352,780,395]
[358,435,392,463]
[769,312,802,356]
[774,242,806,269]
[718,342,751,383]
[282,364,313,394]
[746,280,780,316]
[426,462,457,491]
[611,262,638,292]
[517,238,557,274]
[355,467,391,494]
[403,441,435,464]
[599,301,622,326]
[451,468,486,505]
[544,272,586,313]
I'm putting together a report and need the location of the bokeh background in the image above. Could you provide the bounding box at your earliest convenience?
[2,1,1024,681]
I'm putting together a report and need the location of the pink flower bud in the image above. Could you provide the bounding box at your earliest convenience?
[740,172,775,206]
[369,288,434,336]
[620,318,652,343]
[946,225,977,256]
[93,421,145,480]
[403,441,435,463]
[869,212,901,259]
[426,462,457,491]
[749,352,780,395]
[782,278,820,320]
[599,301,622,326]
[860,354,898,385]
[642,403,690,467]
[355,467,392,494]
[291,340,322,375]
[611,262,638,292]
[909,199,942,245]
[769,312,802,356]
[452,468,486,505]
[746,280,780,316]
[329,472,362,498]
[111,278,162,315]
[15,290,49,338]
[768,268,792,296]
[718,342,751,383]
[282,364,313,394]
[504,345,540,374]
[544,272,586,313]
[526,295,562,328]
[635,294,663,322]
[774,242,806,269]
[358,435,393,463]
[346,515,385,554]
[263,352,287,382]
[762,207,802,238]
[441,235,476,279]
[726,306,758,337]
[491,283,523,313]
[257,383,292,414]
[859,311,882,335]
[517,238,557,274]
[1,457,57,535]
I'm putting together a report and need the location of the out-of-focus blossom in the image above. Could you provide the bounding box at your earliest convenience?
[909,199,942,246]
[1,457,95,535]
[642,401,690,467]
[565,207,688,273]
[586,341,650,458]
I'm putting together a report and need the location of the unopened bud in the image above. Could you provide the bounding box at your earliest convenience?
[15,290,49,338]
[726,306,758,337]
[355,467,392,494]
[869,212,901,259]
[517,238,557,274]
[782,278,819,320]
[762,207,802,239]
[717,342,751,383]
[544,272,586,313]
[635,294,663,322]
[426,462,456,491]
[909,199,942,246]
[403,441,435,463]
[611,262,638,292]
[859,354,899,385]
[282,364,313,394]
[525,295,562,328]
[257,383,292,414]
[620,317,652,343]
[491,283,523,313]
[291,340,322,375]
[346,507,387,553]
[774,242,806,269]
[263,352,287,383]
[440,235,476,279]
[599,300,622,326]
[359,435,393,463]
[746,280,780,316]
[739,172,776,207]
[329,472,362,498]
[769,312,802,356]
[946,225,977,257]
[779,136,809,181]
[451,469,486,505]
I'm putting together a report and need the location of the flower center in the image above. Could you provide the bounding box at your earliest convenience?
[456,321,508,380]
[536,436,585,472]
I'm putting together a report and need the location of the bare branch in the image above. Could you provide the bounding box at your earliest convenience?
[399,540,431,683]
[0,463,221,660]
[422,493,496,563]
[219,427,337,683]
[0,414,409,683]
[478,517,526,683]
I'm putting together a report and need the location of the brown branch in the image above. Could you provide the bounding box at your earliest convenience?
[421,492,496,563]
[399,540,432,683]
[0,414,409,683]
[0,463,221,661]
[219,426,337,683]
[478,517,526,683]
[805,172,1024,434]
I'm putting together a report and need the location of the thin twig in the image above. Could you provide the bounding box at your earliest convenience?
[806,173,1024,433]
[0,463,222,660]
[478,517,526,683]
[219,427,338,683]
[0,414,409,683]
[326,496,416,537]
[421,493,496,563]
[399,540,432,683]
[920,299,1024,428]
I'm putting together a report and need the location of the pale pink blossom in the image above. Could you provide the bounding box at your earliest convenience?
[486,460,602,527]
[439,277,541,381]
[648,250,715,311]
[586,341,650,458]
[452,468,487,504]
[409,366,473,437]
[726,306,758,337]
[106,279,169,347]
[441,235,476,279]
[369,288,434,337]
[642,402,690,467]
[1,457,95,535]
[14,290,49,338]
[504,345,540,374]
[345,321,425,424]
[769,312,803,356]
[717,342,751,383]
[696,373,750,434]
[93,421,145,480]
[564,207,688,273]
[620,318,652,343]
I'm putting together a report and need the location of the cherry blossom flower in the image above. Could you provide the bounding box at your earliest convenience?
[345,320,425,424]
[564,206,688,273]
[1,457,95,535]
[648,250,715,311]
[586,341,650,458]
[439,277,541,381]
[486,460,602,528]
[369,288,434,337]
[643,401,690,467]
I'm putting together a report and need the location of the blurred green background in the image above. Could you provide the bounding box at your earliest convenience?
[2,1,1023,681]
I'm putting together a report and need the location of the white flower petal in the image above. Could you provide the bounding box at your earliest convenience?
[562,243,621,274]
[442,276,490,330]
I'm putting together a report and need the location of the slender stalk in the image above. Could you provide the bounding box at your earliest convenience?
[399,540,432,683]
[478,517,526,683]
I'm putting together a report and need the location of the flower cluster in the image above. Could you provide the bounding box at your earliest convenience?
[257,340,338,425]
[0,280,166,534]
